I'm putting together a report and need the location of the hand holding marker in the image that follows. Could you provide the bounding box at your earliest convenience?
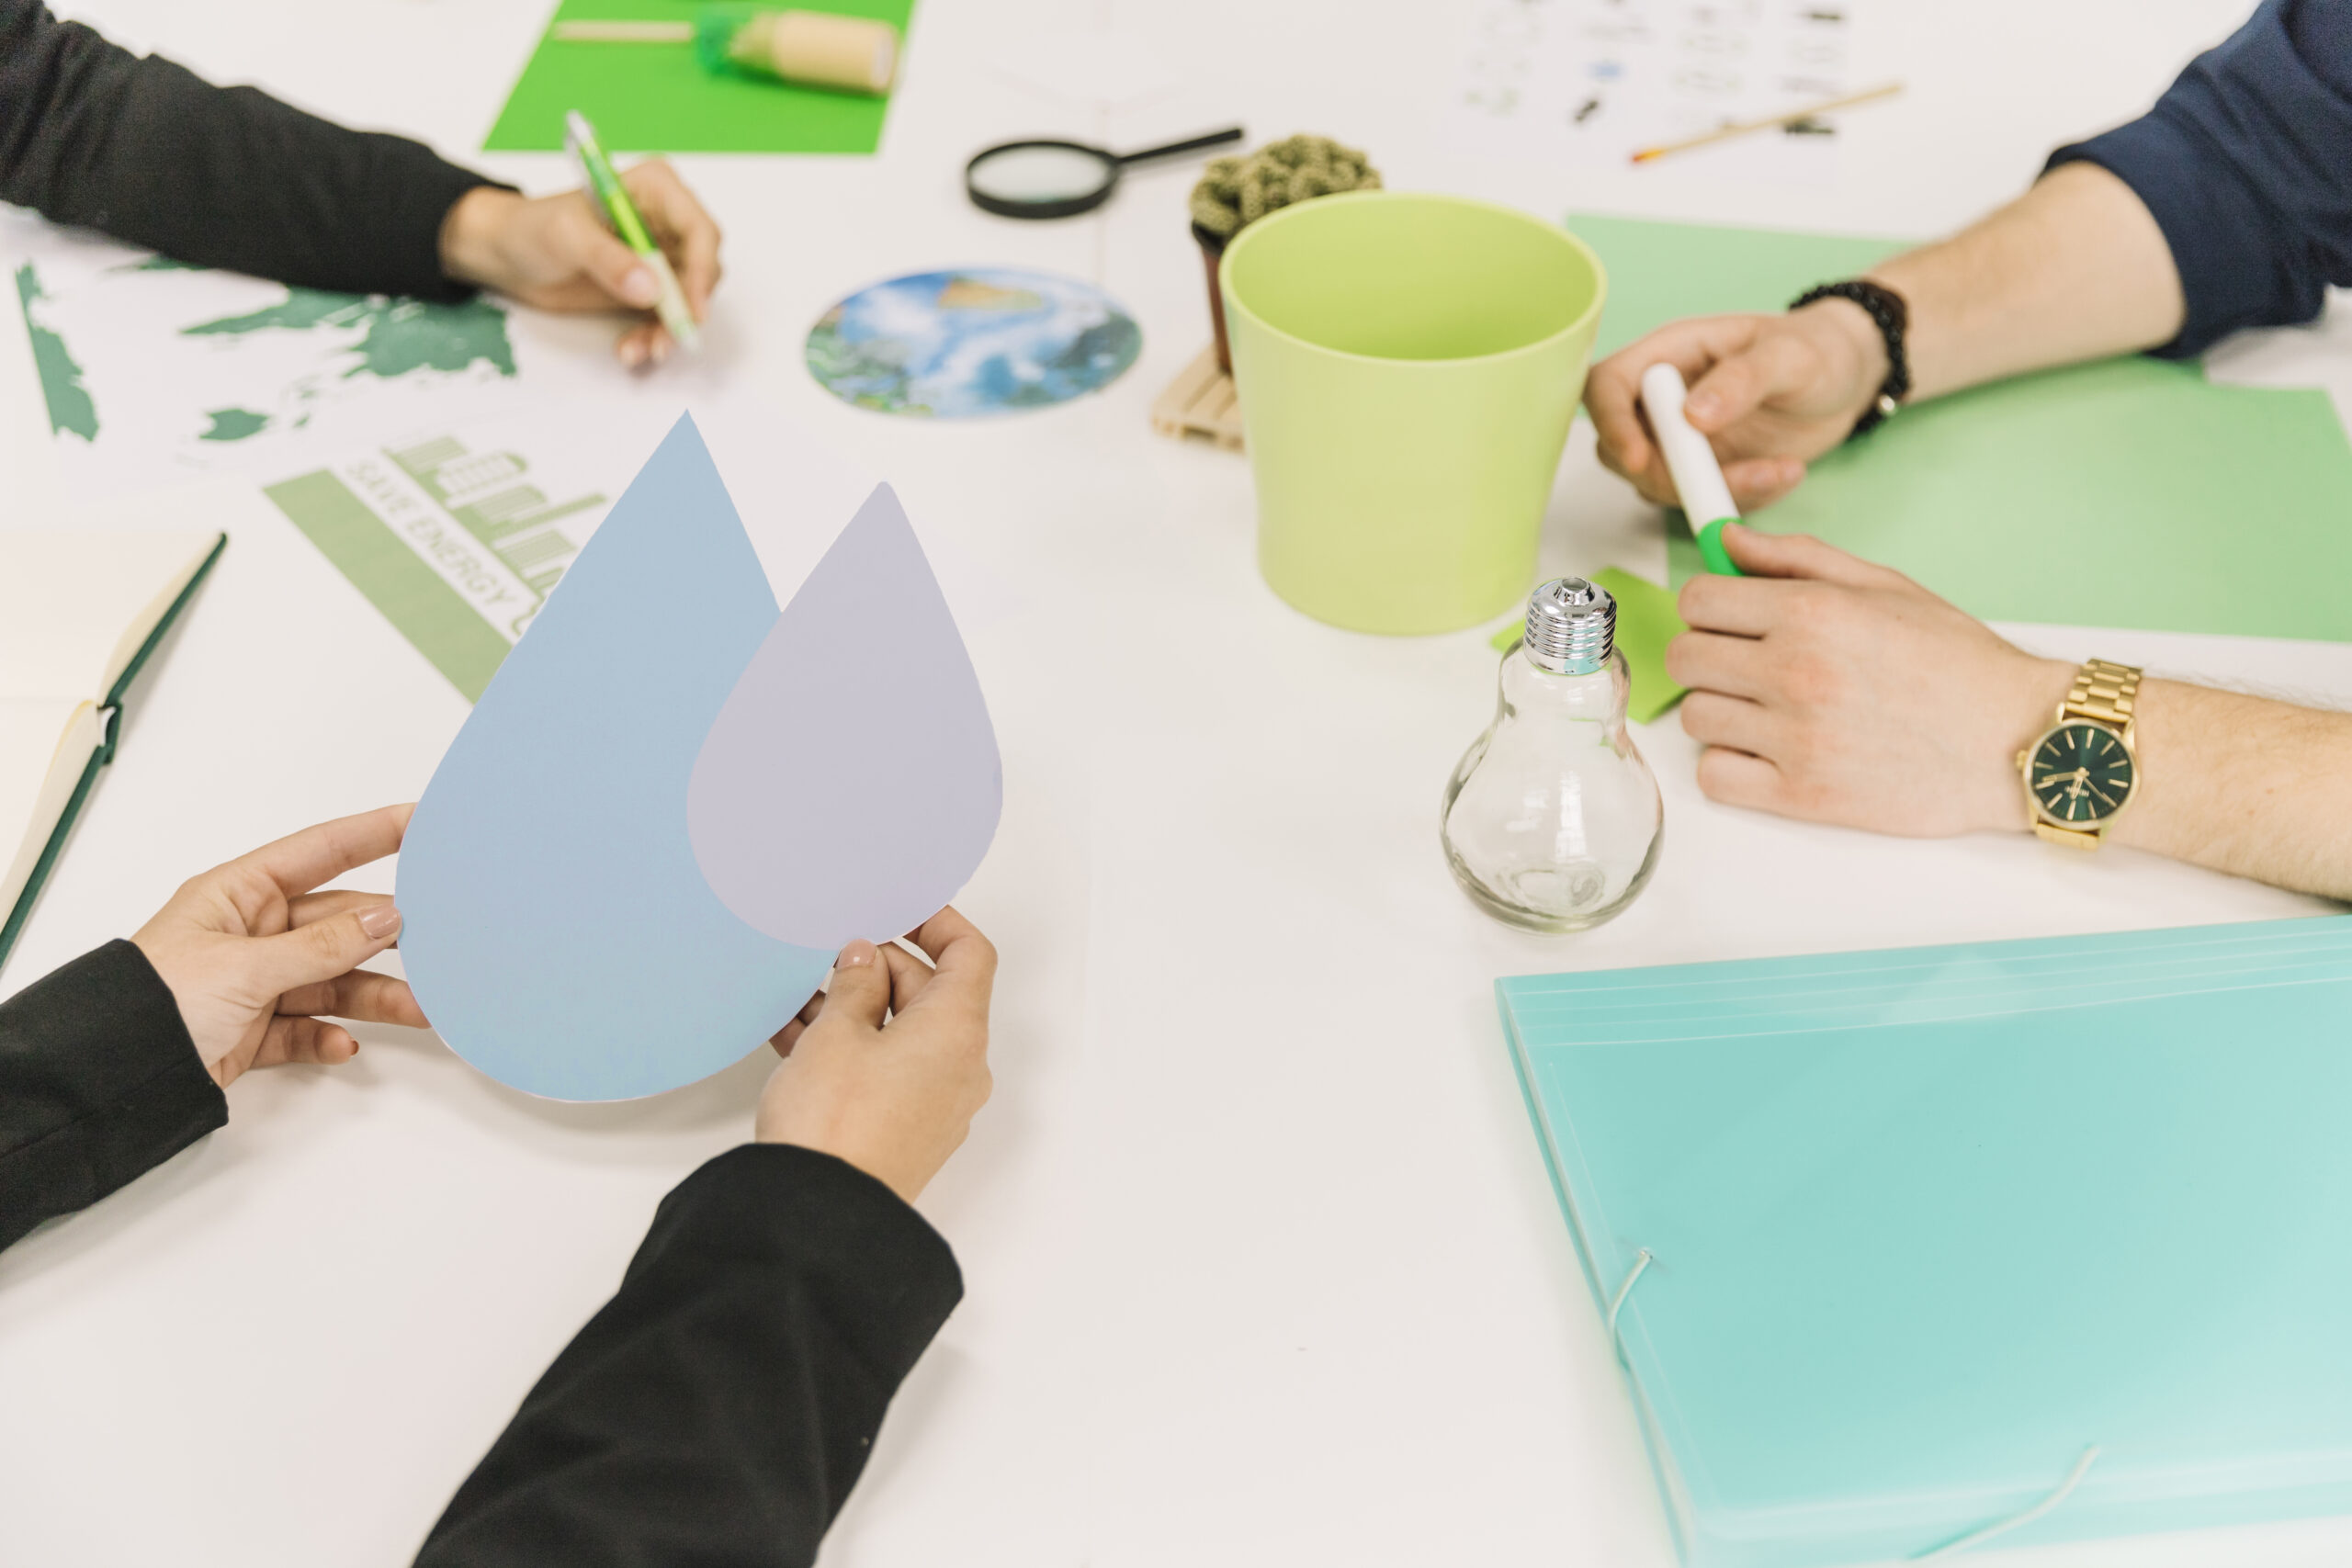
[565,110,701,353]
[1640,363,1745,577]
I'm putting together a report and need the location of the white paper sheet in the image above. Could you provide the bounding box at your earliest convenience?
[1445,0,1864,186]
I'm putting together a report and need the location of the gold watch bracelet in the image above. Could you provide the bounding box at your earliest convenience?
[2030,659,2143,849]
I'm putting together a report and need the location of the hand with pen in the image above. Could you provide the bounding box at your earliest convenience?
[1585,164,2188,515]
[438,160,724,369]
[1586,304,1891,513]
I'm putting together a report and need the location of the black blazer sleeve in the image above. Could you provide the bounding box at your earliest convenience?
[416,1145,964,1568]
[0,0,498,299]
[0,939,225,1254]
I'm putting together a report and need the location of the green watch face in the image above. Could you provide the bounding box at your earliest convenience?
[2029,720,2136,826]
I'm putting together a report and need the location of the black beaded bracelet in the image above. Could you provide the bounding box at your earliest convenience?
[1791,279,1910,440]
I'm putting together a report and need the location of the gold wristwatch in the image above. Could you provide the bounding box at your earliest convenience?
[2016,659,2142,849]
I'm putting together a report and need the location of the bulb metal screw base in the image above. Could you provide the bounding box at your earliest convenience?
[1521,577,1617,675]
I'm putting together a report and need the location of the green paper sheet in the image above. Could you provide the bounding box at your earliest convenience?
[1566,213,1902,359]
[485,0,913,154]
[1487,568,1688,723]
[1568,213,2352,641]
[1762,358,2352,638]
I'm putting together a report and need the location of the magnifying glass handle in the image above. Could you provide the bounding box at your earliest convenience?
[1115,127,1245,165]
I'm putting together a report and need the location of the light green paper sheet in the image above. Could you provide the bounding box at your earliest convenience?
[484,0,913,154]
[1764,357,2352,639]
[1566,214,2352,642]
[1487,568,1688,723]
[1566,213,1902,359]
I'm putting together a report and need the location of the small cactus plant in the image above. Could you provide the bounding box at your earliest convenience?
[1190,134,1383,242]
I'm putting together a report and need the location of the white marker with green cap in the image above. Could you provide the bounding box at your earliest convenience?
[564,109,700,352]
[1640,362,1743,576]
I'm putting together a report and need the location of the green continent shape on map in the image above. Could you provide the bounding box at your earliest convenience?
[199,407,272,442]
[184,287,376,337]
[14,263,98,441]
[183,288,516,380]
[347,297,516,379]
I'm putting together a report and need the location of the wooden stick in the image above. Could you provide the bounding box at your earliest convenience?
[1630,81,1903,164]
[550,20,695,42]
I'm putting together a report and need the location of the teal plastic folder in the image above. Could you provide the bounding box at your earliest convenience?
[1498,918,2352,1567]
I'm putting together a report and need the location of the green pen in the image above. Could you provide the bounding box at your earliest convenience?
[564,109,700,352]
[1640,362,1744,575]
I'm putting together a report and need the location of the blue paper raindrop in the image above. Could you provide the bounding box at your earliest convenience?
[399,415,837,1101]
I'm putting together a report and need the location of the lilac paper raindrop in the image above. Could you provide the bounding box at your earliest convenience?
[686,483,1001,947]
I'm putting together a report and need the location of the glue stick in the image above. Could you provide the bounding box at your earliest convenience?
[695,6,899,95]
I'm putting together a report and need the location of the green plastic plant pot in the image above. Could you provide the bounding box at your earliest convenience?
[1220,192,1606,636]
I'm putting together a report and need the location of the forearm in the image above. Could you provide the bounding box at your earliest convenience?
[1867,163,2187,402]
[2102,681,2352,899]
[0,3,493,298]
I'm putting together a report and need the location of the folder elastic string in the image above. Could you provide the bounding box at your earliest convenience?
[1603,1247,2097,1562]
[1911,1446,2100,1559]
[1604,1248,1654,1359]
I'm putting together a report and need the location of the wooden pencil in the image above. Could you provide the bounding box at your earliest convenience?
[551,20,695,41]
[1629,81,1903,165]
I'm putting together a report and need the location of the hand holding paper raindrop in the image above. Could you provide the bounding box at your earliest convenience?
[397,412,1001,1101]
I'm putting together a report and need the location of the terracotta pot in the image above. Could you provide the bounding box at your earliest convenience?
[1193,221,1234,375]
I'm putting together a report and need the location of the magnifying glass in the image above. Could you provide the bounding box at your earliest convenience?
[966,127,1245,220]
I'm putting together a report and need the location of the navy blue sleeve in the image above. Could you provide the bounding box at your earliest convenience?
[2046,0,2352,358]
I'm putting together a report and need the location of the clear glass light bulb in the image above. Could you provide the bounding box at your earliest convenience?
[1441,577,1663,932]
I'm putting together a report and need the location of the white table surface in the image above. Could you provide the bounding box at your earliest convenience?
[5,1,2349,1563]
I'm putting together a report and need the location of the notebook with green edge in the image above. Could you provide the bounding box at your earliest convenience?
[0,531,226,976]
[1498,917,2352,1567]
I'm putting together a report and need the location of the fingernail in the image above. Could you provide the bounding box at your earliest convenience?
[836,939,877,970]
[359,904,402,940]
[620,338,648,367]
[650,335,672,365]
[621,266,661,308]
[1685,392,1719,422]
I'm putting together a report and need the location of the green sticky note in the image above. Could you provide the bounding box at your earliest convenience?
[1570,213,2352,642]
[1487,567,1688,723]
[1595,567,1690,721]
[485,0,913,154]
[1566,213,1905,358]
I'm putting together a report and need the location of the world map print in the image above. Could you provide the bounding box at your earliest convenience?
[6,213,519,495]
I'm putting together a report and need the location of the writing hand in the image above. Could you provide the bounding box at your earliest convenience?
[1584,302,1890,513]
[437,162,724,367]
[131,806,428,1088]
